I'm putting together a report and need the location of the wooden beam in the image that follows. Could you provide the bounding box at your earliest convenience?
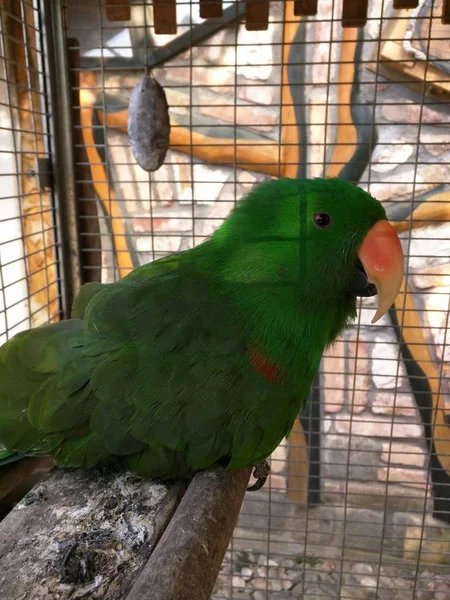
[0,465,250,598]
[342,0,368,27]
[170,126,281,174]
[245,0,270,31]
[0,467,183,596]
[199,0,223,19]
[105,0,131,22]
[153,0,177,35]
[443,0,450,24]
[287,420,310,504]
[293,0,318,16]
[373,11,450,98]
[96,107,283,176]
[0,458,53,510]
[391,282,450,524]
[393,191,450,234]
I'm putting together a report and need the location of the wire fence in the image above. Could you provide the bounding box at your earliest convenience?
[0,0,62,346]
[1,0,450,598]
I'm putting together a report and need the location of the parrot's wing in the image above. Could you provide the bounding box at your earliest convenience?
[0,258,298,477]
[70,253,181,320]
[82,266,299,475]
[0,319,87,454]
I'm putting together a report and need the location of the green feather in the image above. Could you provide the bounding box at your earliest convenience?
[0,178,387,480]
[0,450,23,466]
[71,282,106,319]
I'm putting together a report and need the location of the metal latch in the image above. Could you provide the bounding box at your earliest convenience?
[27,157,53,192]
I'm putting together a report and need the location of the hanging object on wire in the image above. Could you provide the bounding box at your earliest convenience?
[127,72,171,172]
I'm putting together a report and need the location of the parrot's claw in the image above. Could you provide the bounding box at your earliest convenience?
[247,460,270,492]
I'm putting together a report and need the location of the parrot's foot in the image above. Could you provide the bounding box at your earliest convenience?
[247,460,270,492]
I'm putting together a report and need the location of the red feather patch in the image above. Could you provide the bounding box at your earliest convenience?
[248,346,282,384]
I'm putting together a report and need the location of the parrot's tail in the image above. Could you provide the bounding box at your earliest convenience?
[0,318,85,459]
[0,450,25,467]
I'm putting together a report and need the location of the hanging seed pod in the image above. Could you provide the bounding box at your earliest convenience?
[127,73,170,172]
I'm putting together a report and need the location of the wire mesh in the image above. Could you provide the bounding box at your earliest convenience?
[0,0,62,346]
[1,0,450,597]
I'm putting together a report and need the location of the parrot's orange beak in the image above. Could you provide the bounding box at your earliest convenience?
[357,220,404,324]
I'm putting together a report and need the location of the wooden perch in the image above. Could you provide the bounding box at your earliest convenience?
[0,465,251,599]
[126,467,251,600]
[0,457,53,518]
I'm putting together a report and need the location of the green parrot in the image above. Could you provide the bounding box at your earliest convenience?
[0,178,404,489]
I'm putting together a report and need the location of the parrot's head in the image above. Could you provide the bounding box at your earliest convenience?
[208,177,404,325]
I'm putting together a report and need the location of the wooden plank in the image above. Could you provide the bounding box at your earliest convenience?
[372,9,450,97]
[153,0,177,35]
[0,458,53,512]
[393,0,419,8]
[0,467,184,597]
[6,1,60,327]
[125,467,251,600]
[105,0,131,22]
[443,0,450,24]
[411,1,450,61]
[199,0,223,19]
[293,0,318,16]
[245,0,270,31]
[342,0,368,27]
[0,465,250,598]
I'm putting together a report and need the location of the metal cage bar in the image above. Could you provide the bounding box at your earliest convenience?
[0,0,449,597]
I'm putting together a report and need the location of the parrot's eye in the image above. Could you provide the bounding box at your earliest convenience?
[313,213,332,229]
